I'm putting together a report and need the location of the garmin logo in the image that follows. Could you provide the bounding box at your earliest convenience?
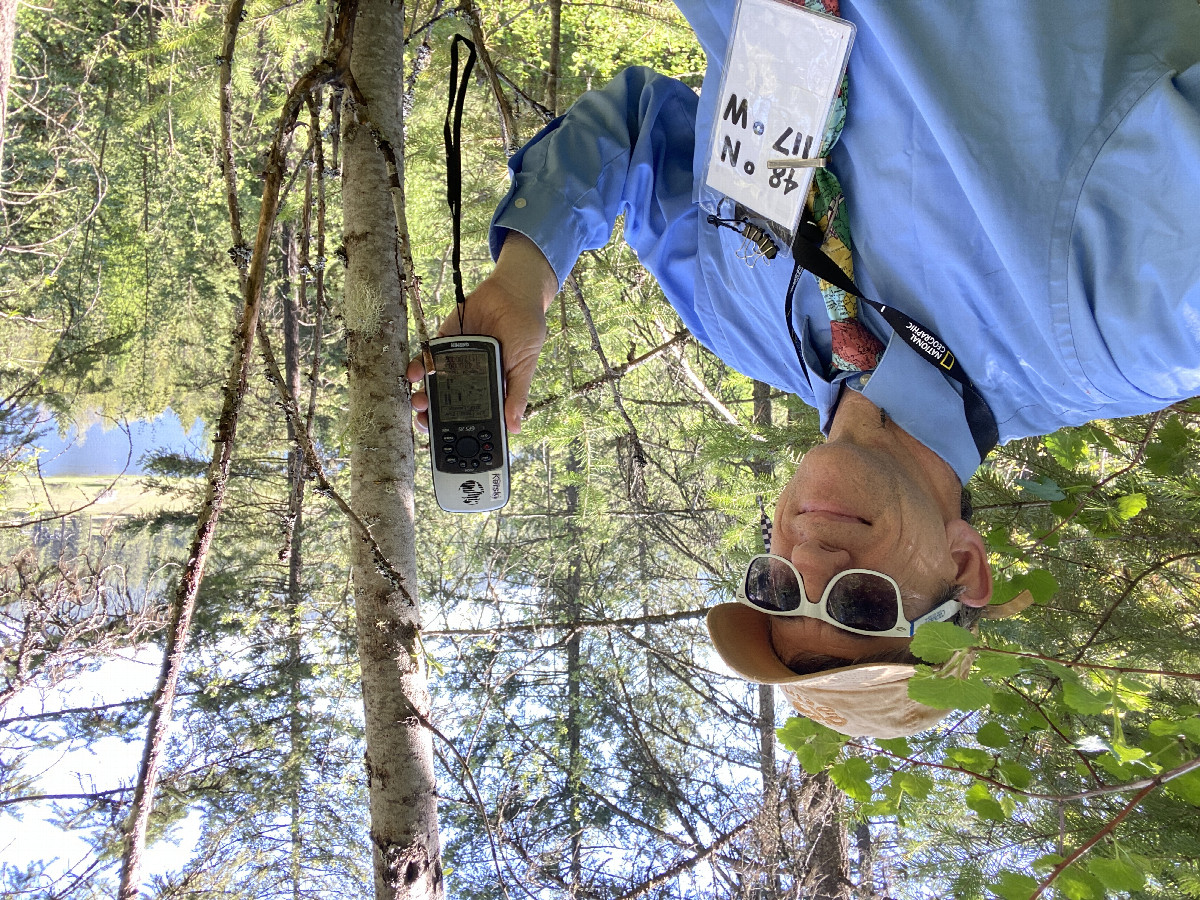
[491,474,502,499]
[459,480,484,505]
[450,341,470,348]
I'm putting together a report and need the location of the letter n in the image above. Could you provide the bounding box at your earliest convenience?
[723,94,748,129]
[720,135,742,167]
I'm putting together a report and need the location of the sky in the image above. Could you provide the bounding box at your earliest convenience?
[1,650,202,891]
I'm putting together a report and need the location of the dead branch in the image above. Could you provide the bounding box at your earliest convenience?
[116,2,361,896]
[524,328,691,415]
[455,0,520,151]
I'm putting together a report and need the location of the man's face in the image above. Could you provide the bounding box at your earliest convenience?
[766,395,980,671]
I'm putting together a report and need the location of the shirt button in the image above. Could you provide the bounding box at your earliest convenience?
[514,198,527,208]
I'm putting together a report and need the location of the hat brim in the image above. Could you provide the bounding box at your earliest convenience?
[706,602,961,738]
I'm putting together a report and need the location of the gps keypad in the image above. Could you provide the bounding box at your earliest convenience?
[438,431,494,472]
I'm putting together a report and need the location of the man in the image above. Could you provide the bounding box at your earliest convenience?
[411,0,1200,737]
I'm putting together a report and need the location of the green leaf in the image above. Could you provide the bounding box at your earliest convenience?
[1044,430,1088,467]
[1055,864,1104,900]
[1050,497,1078,519]
[1109,740,1149,765]
[977,721,1010,749]
[1062,679,1109,716]
[1015,476,1066,501]
[991,870,1038,900]
[966,782,1008,821]
[1085,856,1146,892]
[1096,753,1151,781]
[1149,717,1200,744]
[908,668,994,711]
[777,717,847,774]
[989,690,1027,716]
[1033,854,1065,874]
[830,757,873,802]
[1082,424,1121,454]
[975,651,1025,678]
[998,760,1033,789]
[875,736,911,756]
[1021,569,1059,604]
[947,747,995,774]
[984,527,1024,557]
[1112,492,1147,521]
[1165,767,1200,806]
[910,621,978,664]
[1145,414,1191,475]
[891,770,934,801]
[993,569,1058,606]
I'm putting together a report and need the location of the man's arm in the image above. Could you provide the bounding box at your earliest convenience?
[411,66,702,433]
[408,231,555,434]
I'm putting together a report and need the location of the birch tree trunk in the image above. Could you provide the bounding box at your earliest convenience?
[342,1,442,896]
[0,0,16,169]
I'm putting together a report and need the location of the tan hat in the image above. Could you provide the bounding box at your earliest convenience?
[706,591,1034,739]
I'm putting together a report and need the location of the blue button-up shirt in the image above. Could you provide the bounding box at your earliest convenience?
[491,0,1200,483]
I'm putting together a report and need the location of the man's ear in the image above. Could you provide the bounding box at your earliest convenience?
[946,519,992,608]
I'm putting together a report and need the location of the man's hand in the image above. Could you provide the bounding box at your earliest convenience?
[407,232,558,435]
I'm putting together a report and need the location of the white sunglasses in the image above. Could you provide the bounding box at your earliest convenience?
[736,554,961,637]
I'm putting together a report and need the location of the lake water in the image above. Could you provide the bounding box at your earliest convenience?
[33,410,208,477]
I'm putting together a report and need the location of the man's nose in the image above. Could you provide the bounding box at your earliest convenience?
[789,540,852,602]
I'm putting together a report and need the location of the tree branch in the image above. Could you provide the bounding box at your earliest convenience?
[424,607,707,637]
[117,3,361,896]
[524,328,691,415]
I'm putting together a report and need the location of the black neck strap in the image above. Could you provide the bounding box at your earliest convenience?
[786,220,999,463]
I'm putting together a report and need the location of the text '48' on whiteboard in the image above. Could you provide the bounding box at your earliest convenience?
[702,0,855,236]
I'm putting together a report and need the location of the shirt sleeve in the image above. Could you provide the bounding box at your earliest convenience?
[490,66,701,291]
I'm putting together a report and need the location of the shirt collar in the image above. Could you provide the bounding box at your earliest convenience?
[798,317,980,484]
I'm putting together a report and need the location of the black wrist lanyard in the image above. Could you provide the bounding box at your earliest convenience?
[785,219,999,463]
[444,34,477,334]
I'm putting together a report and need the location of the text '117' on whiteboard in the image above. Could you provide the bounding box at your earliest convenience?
[701,0,855,242]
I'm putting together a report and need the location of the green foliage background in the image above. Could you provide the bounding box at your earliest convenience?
[2,1,1198,899]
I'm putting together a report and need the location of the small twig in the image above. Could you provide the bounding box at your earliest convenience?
[1028,411,1165,549]
[1,786,132,809]
[984,646,1200,683]
[1071,550,1200,662]
[455,0,521,149]
[1,433,133,530]
[655,317,746,429]
[254,319,416,606]
[611,821,755,900]
[406,705,512,900]
[423,607,708,637]
[524,328,691,415]
[567,273,648,501]
[854,743,1200,805]
[1030,780,1159,899]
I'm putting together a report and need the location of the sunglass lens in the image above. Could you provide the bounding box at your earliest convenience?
[746,557,803,612]
[826,573,900,632]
